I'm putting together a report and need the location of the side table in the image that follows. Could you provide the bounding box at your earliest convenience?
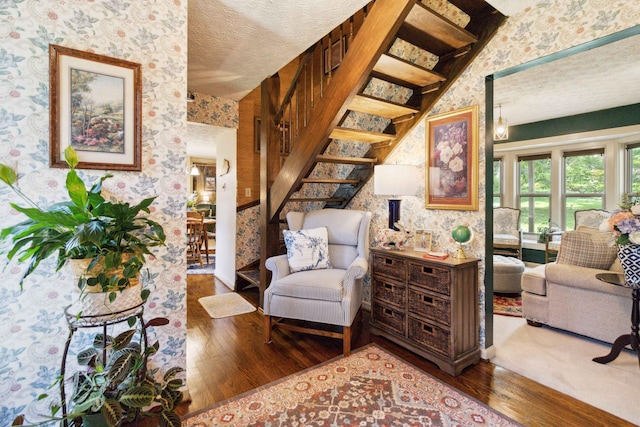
[593,273,640,367]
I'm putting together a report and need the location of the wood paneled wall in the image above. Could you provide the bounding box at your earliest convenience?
[237,57,301,207]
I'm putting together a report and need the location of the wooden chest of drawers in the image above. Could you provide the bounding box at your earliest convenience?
[370,248,479,376]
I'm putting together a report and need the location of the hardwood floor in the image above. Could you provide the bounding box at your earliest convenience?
[177,274,633,426]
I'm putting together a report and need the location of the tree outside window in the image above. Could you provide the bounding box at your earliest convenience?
[518,155,551,233]
[563,149,605,230]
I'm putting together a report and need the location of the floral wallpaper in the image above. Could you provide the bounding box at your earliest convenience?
[349,0,640,349]
[187,92,239,128]
[0,1,187,424]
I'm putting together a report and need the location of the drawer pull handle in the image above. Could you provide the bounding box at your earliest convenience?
[422,324,433,334]
[422,266,433,274]
[422,295,433,305]
[385,259,393,265]
[384,283,393,291]
[383,308,393,316]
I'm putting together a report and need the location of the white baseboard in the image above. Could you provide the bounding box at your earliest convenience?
[481,345,496,360]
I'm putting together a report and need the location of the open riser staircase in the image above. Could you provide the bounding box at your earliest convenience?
[248,0,506,306]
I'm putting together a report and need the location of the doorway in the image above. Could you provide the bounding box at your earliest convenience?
[187,122,237,289]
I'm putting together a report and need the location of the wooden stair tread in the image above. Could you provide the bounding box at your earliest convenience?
[349,94,418,119]
[301,178,360,184]
[373,53,446,88]
[330,126,395,143]
[399,2,477,55]
[289,197,345,203]
[316,155,377,165]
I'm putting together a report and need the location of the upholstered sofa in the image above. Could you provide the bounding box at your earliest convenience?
[521,229,633,344]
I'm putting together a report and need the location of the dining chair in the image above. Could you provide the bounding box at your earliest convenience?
[186,211,205,266]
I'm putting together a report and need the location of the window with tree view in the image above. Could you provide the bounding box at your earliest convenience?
[627,143,640,199]
[563,149,604,230]
[493,158,502,207]
[518,155,551,233]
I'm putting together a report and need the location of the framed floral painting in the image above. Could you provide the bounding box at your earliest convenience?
[49,45,142,171]
[425,105,478,210]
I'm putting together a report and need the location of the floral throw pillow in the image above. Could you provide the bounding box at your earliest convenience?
[283,227,332,273]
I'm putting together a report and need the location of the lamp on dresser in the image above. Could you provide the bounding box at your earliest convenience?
[374,164,418,231]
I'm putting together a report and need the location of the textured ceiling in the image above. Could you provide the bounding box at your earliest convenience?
[188,0,370,100]
[495,33,640,126]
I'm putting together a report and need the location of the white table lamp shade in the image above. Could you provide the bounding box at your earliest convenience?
[374,165,418,196]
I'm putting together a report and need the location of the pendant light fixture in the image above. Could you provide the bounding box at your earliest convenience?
[189,164,200,176]
[494,104,508,141]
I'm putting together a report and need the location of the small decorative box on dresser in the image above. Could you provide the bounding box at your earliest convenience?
[369,248,480,376]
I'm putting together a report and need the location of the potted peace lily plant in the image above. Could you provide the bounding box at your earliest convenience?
[0,146,166,314]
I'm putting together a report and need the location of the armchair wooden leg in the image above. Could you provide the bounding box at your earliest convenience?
[264,315,272,344]
[343,326,351,356]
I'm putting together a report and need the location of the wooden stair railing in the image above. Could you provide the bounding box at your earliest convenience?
[258,0,506,306]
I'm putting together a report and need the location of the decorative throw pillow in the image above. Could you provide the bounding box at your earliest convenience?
[556,230,617,270]
[283,227,331,273]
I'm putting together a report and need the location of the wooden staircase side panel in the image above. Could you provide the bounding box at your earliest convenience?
[267,0,417,222]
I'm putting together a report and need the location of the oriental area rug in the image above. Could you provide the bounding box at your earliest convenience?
[182,344,522,427]
[494,295,522,317]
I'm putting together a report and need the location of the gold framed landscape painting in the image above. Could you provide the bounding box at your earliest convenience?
[49,44,142,171]
[425,105,478,210]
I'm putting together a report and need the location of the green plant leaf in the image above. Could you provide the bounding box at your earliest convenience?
[159,410,182,427]
[77,347,99,366]
[119,385,155,408]
[93,333,114,349]
[65,169,88,209]
[106,351,138,384]
[63,146,79,168]
[166,379,183,392]
[100,399,123,427]
[163,366,185,382]
[0,163,17,186]
[112,329,136,351]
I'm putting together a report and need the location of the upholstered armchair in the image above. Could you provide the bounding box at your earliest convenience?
[493,207,522,259]
[264,208,372,356]
[575,209,610,229]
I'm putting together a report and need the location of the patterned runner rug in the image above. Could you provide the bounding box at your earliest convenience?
[494,294,522,317]
[187,255,215,275]
[182,344,522,427]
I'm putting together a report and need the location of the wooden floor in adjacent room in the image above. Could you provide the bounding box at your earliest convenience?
[177,274,634,427]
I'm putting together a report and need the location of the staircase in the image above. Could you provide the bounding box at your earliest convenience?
[254,0,506,306]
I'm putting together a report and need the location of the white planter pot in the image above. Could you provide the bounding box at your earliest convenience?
[66,258,143,317]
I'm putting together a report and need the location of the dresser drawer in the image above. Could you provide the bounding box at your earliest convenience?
[372,301,406,335]
[408,287,450,326]
[409,262,450,295]
[372,277,406,307]
[373,254,406,281]
[407,316,450,356]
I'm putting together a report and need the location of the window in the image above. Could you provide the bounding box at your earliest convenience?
[626,143,640,200]
[493,158,502,207]
[518,154,551,233]
[563,149,605,230]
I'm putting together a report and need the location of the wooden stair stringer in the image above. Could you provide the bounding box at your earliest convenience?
[267,0,416,223]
